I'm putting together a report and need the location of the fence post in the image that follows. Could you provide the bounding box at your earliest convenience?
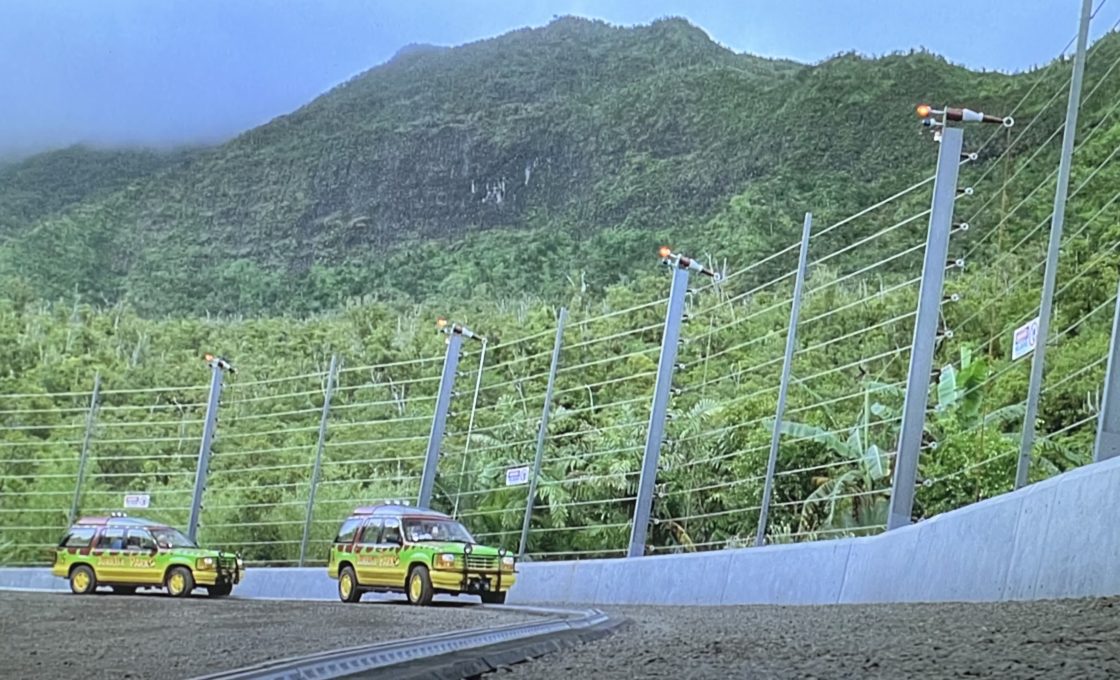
[418,320,483,509]
[298,354,340,567]
[1016,0,1092,487]
[518,307,568,558]
[887,124,964,531]
[452,340,488,518]
[67,372,101,524]
[187,356,233,542]
[1094,276,1120,462]
[628,250,719,557]
[755,213,812,546]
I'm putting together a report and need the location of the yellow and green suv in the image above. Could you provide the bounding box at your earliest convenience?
[327,504,516,606]
[52,513,243,597]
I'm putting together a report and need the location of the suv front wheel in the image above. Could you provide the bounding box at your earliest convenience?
[207,583,233,598]
[166,566,194,598]
[406,565,434,606]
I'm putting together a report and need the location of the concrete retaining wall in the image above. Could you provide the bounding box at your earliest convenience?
[508,454,1120,606]
[5,455,1118,606]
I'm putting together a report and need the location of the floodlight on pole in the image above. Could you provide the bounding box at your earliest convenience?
[916,104,1014,128]
[437,317,485,342]
[658,246,722,281]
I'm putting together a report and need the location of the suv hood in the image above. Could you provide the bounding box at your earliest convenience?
[419,542,502,557]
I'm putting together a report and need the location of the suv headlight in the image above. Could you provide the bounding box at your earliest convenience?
[501,556,515,570]
[436,553,456,567]
[196,557,216,570]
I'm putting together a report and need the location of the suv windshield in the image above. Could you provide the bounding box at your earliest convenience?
[151,527,198,549]
[403,518,475,544]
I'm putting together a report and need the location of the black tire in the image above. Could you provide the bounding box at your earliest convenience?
[69,564,97,595]
[480,591,507,605]
[406,565,434,606]
[338,566,361,603]
[165,566,194,598]
[207,583,233,598]
[111,586,137,595]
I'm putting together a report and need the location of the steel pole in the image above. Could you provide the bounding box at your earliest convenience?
[418,333,463,509]
[887,125,963,531]
[188,361,226,542]
[519,307,568,558]
[1094,277,1120,461]
[298,354,340,567]
[628,266,689,557]
[1016,0,1092,488]
[452,340,488,518]
[67,372,101,524]
[755,213,813,546]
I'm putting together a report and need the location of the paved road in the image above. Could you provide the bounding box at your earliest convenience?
[8,590,1120,679]
[0,590,533,679]
[500,598,1120,679]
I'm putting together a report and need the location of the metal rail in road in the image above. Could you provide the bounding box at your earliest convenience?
[191,605,621,680]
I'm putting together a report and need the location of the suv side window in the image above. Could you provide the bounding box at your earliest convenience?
[60,527,96,548]
[382,518,402,545]
[334,518,362,544]
[125,528,156,551]
[96,528,125,550]
[356,519,382,545]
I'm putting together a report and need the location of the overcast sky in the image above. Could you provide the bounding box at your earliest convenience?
[1,0,1117,160]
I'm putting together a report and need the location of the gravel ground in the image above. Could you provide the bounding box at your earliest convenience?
[499,598,1120,679]
[0,590,534,679]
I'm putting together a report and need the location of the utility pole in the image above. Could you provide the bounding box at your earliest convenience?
[68,373,101,525]
[299,354,340,566]
[755,213,812,546]
[1016,0,1093,488]
[628,248,721,557]
[1094,277,1120,462]
[519,307,567,557]
[888,104,1013,531]
[418,319,483,509]
[188,354,235,542]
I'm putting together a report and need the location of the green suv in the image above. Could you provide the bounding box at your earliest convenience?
[327,503,516,605]
[52,513,243,597]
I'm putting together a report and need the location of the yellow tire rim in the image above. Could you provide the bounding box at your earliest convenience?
[168,572,186,595]
[340,573,353,599]
[409,574,422,602]
[73,570,90,591]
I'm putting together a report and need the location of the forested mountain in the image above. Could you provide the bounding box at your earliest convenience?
[2,17,1120,562]
[2,16,1096,316]
[0,145,187,240]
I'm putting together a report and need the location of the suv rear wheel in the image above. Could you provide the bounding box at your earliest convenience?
[69,565,97,595]
[338,566,361,603]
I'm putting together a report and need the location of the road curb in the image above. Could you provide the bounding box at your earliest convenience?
[190,605,624,680]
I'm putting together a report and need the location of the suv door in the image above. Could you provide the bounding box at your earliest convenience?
[353,519,382,585]
[92,527,126,581]
[122,528,162,585]
[373,517,405,586]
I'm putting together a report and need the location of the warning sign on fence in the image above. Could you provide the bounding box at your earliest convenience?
[123,493,150,509]
[505,466,530,486]
[1012,317,1040,361]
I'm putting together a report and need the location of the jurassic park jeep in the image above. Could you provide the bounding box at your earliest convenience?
[327,503,516,606]
[52,513,243,598]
